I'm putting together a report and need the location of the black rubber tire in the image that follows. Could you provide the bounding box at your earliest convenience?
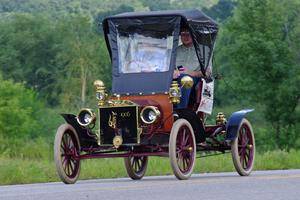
[169,119,196,180]
[231,119,255,176]
[54,124,81,184]
[124,156,148,180]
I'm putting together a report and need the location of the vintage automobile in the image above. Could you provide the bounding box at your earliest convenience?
[54,9,255,184]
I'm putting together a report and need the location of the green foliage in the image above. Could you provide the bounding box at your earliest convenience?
[216,0,300,148]
[0,0,221,110]
[0,0,146,18]
[0,0,299,158]
[96,4,134,28]
[0,80,41,138]
[140,0,171,11]
[0,79,60,139]
[170,0,218,10]
[203,0,237,22]
[0,12,111,108]
[54,14,111,110]
[0,13,61,105]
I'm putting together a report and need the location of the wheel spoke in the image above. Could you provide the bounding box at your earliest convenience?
[66,134,71,148]
[244,153,249,168]
[181,129,186,147]
[245,149,249,158]
[182,157,186,170]
[62,156,67,165]
[185,157,190,170]
[241,155,245,169]
[239,130,243,145]
[243,135,249,145]
[184,134,190,146]
[238,147,243,155]
[66,160,70,175]
[61,143,66,152]
[63,159,68,172]
[137,159,141,170]
[176,147,182,154]
[177,153,183,167]
[62,137,68,152]
[239,150,244,162]
[69,160,74,173]
[133,159,138,171]
[179,157,184,171]
[68,161,73,176]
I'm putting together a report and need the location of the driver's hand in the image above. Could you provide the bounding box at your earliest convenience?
[180,68,189,74]
[173,70,180,79]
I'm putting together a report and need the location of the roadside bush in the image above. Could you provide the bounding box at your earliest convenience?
[0,79,39,138]
[0,79,60,139]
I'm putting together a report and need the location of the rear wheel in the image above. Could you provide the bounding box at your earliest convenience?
[169,119,196,180]
[54,124,81,184]
[231,119,255,176]
[124,156,148,180]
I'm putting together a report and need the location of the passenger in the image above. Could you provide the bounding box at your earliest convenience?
[174,29,203,108]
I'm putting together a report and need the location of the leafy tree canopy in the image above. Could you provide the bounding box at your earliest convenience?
[216,0,300,148]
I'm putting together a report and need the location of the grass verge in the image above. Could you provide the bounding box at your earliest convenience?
[0,149,299,185]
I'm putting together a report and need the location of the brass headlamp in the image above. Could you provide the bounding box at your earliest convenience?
[140,106,161,124]
[169,81,181,104]
[77,108,96,127]
[94,80,107,106]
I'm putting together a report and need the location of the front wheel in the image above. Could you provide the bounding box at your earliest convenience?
[169,119,196,180]
[124,156,148,180]
[54,124,81,184]
[231,118,255,176]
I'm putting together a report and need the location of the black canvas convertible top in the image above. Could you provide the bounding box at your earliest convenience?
[105,9,217,26]
[102,9,218,57]
[102,9,218,95]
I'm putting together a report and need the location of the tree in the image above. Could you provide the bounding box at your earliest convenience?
[0,13,60,106]
[202,0,237,22]
[54,14,111,110]
[140,0,171,11]
[95,4,134,33]
[216,0,300,148]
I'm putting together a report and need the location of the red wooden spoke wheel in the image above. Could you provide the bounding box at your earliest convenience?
[169,119,196,180]
[124,156,148,180]
[231,118,255,176]
[54,124,81,184]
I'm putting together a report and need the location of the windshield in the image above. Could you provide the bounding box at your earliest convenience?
[117,33,173,74]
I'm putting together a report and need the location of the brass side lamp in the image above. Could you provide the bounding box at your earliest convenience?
[94,80,107,106]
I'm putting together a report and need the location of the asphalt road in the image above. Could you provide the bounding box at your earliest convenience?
[0,170,300,200]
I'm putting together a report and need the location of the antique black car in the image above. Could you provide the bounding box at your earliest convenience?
[54,9,255,184]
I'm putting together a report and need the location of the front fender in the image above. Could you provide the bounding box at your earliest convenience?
[61,113,79,128]
[60,113,86,138]
[225,109,254,141]
[60,113,98,147]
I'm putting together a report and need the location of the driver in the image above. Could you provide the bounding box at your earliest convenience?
[174,28,203,108]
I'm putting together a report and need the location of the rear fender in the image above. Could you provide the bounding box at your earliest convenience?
[225,109,254,141]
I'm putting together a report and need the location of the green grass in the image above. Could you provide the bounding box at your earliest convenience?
[1,149,300,185]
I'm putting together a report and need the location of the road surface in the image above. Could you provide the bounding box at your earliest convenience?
[0,170,300,200]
